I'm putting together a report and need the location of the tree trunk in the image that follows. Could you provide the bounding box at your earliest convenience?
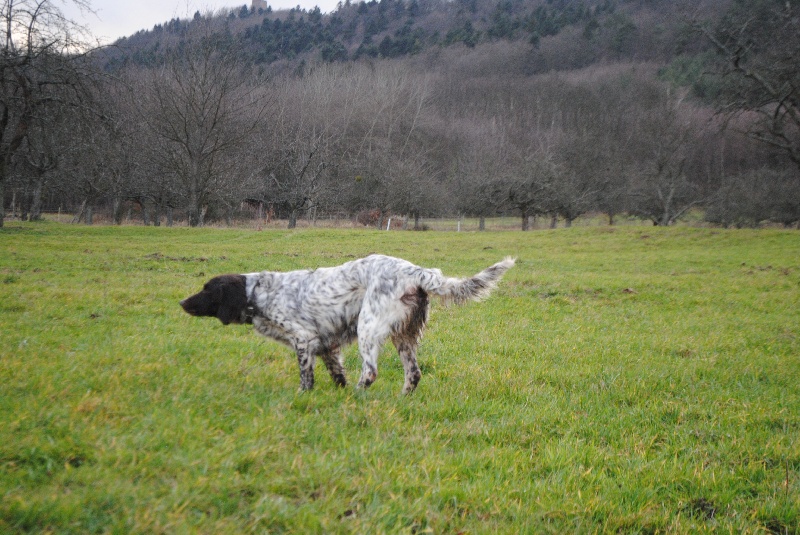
[166,206,174,227]
[521,211,529,231]
[29,181,43,221]
[72,199,87,224]
[85,205,93,225]
[550,214,558,229]
[112,198,123,225]
[20,185,29,221]
[479,215,485,231]
[288,209,298,229]
[187,188,202,227]
[0,162,6,228]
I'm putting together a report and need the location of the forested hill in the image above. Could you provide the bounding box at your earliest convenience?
[7,0,797,230]
[102,0,722,73]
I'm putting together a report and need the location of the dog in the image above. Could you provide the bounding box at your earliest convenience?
[180,254,514,394]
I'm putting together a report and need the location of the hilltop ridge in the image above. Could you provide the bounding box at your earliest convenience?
[102,0,727,75]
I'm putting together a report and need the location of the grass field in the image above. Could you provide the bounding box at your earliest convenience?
[1,223,799,533]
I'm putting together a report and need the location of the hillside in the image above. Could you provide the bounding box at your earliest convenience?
[101,0,727,75]
[7,0,797,229]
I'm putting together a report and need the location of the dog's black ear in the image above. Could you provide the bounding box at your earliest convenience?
[214,275,248,325]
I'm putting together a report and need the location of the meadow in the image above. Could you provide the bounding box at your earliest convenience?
[1,222,798,534]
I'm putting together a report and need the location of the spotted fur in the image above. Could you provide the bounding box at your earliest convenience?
[180,255,515,394]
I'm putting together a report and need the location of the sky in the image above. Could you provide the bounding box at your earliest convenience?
[59,0,340,45]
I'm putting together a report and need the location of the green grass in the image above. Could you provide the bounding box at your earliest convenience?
[1,222,799,533]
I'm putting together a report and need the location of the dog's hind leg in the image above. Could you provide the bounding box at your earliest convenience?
[355,291,389,389]
[320,347,347,387]
[356,336,381,389]
[357,286,424,390]
[392,337,421,394]
[393,287,428,394]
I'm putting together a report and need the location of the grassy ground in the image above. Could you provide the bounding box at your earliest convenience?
[1,223,798,533]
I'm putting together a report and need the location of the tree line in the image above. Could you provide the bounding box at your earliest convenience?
[1,0,798,229]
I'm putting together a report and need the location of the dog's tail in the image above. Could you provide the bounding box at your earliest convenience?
[418,257,515,305]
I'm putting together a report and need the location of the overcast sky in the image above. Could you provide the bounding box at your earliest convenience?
[60,0,340,44]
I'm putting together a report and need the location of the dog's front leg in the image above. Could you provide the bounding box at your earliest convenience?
[295,345,316,391]
[320,347,347,387]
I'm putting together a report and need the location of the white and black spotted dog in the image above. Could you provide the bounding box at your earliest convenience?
[180,254,514,394]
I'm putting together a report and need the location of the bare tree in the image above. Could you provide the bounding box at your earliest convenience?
[264,140,328,229]
[61,98,137,225]
[260,70,338,229]
[93,89,139,225]
[257,63,435,228]
[699,0,800,172]
[131,28,267,226]
[344,64,433,226]
[706,168,800,228]
[626,90,705,226]
[385,145,441,229]
[0,0,96,226]
[12,98,77,220]
[496,152,556,231]
[541,169,600,228]
[553,71,640,225]
[450,111,512,230]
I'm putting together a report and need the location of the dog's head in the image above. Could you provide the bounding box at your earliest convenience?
[180,274,249,325]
